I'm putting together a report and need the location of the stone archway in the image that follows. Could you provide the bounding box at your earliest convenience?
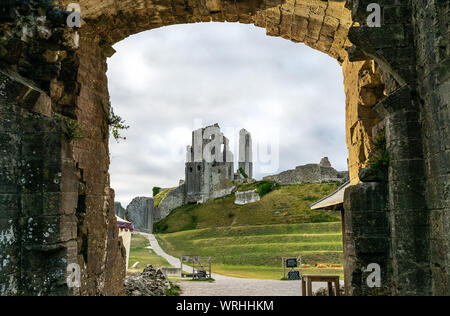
[0,0,448,296]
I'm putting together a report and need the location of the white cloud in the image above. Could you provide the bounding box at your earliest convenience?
[107,22,347,206]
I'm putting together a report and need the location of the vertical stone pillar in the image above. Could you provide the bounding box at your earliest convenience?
[346,0,438,296]
[377,86,431,295]
[71,35,126,295]
[343,182,391,296]
[412,0,450,296]
[238,128,253,179]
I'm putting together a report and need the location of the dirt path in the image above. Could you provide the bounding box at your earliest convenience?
[141,233,341,296]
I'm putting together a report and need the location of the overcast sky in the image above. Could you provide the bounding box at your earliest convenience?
[107,22,347,206]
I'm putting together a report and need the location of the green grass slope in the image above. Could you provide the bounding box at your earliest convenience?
[156,222,343,279]
[154,183,341,233]
[129,234,172,271]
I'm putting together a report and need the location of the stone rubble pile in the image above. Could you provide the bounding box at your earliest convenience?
[124,265,171,296]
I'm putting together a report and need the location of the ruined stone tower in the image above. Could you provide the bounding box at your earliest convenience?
[238,128,253,179]
[185,124,235,203]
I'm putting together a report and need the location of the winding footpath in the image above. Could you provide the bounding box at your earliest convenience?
[141,233,342,296]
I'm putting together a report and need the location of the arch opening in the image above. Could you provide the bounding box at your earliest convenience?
[1,0,446,297]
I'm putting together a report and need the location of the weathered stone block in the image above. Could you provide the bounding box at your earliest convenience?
[125,197,154,233]
[0,194,19,219]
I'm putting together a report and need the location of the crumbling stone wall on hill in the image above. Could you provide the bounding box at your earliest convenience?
[263,158,348,185]
[0,0,448,296]
[154,184,185,223]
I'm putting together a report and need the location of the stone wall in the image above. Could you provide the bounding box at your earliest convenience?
[0,1,124,296]
[343,0,449,296]
[411,0,449,296]
[343,182,391,296]
[0,71,78,295]
[154,185,185,223]
[235,190,260,205]
[125,197,154,233]
[263,160,348,185]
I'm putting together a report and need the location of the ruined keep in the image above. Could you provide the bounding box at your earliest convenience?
[185,124,252,203]
[0,0,448,296]
[122,125,249,230]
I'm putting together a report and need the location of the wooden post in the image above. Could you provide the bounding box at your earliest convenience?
[328,282,333,296]
[335,278,340,296]
[302,278,306,296]
[282,257,285,279]
[307,277,313,296]
[298,255,302,279]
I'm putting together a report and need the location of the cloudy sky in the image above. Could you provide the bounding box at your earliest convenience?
[107,22,347,206]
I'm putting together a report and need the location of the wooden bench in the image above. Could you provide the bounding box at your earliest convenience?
[301,275,340,296]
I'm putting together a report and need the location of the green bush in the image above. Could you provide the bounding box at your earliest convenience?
[152,187,161,197]
[154,222,169,234]
[63,117,84,141]
[238,168,249,179]
[368,128,389,172]
[108,107,129,142]
[255,181,276,197]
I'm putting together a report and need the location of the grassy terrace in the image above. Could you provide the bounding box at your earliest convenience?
[156,222,344,279]
[153,183,345,279]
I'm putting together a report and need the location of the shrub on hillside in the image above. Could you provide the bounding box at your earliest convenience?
[238,168,249,179]
[153,187,161,197]
[255,181,277,197]
[154,222,168,233]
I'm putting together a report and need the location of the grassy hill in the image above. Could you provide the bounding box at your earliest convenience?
[156,222,344,279]
[152,182,344,279]
[154,183,341,233]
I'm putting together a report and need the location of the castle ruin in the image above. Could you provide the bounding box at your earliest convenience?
[263,157,348,185]
[185,124,253,203]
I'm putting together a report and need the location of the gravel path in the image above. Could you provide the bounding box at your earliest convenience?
[141,233,342,296]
